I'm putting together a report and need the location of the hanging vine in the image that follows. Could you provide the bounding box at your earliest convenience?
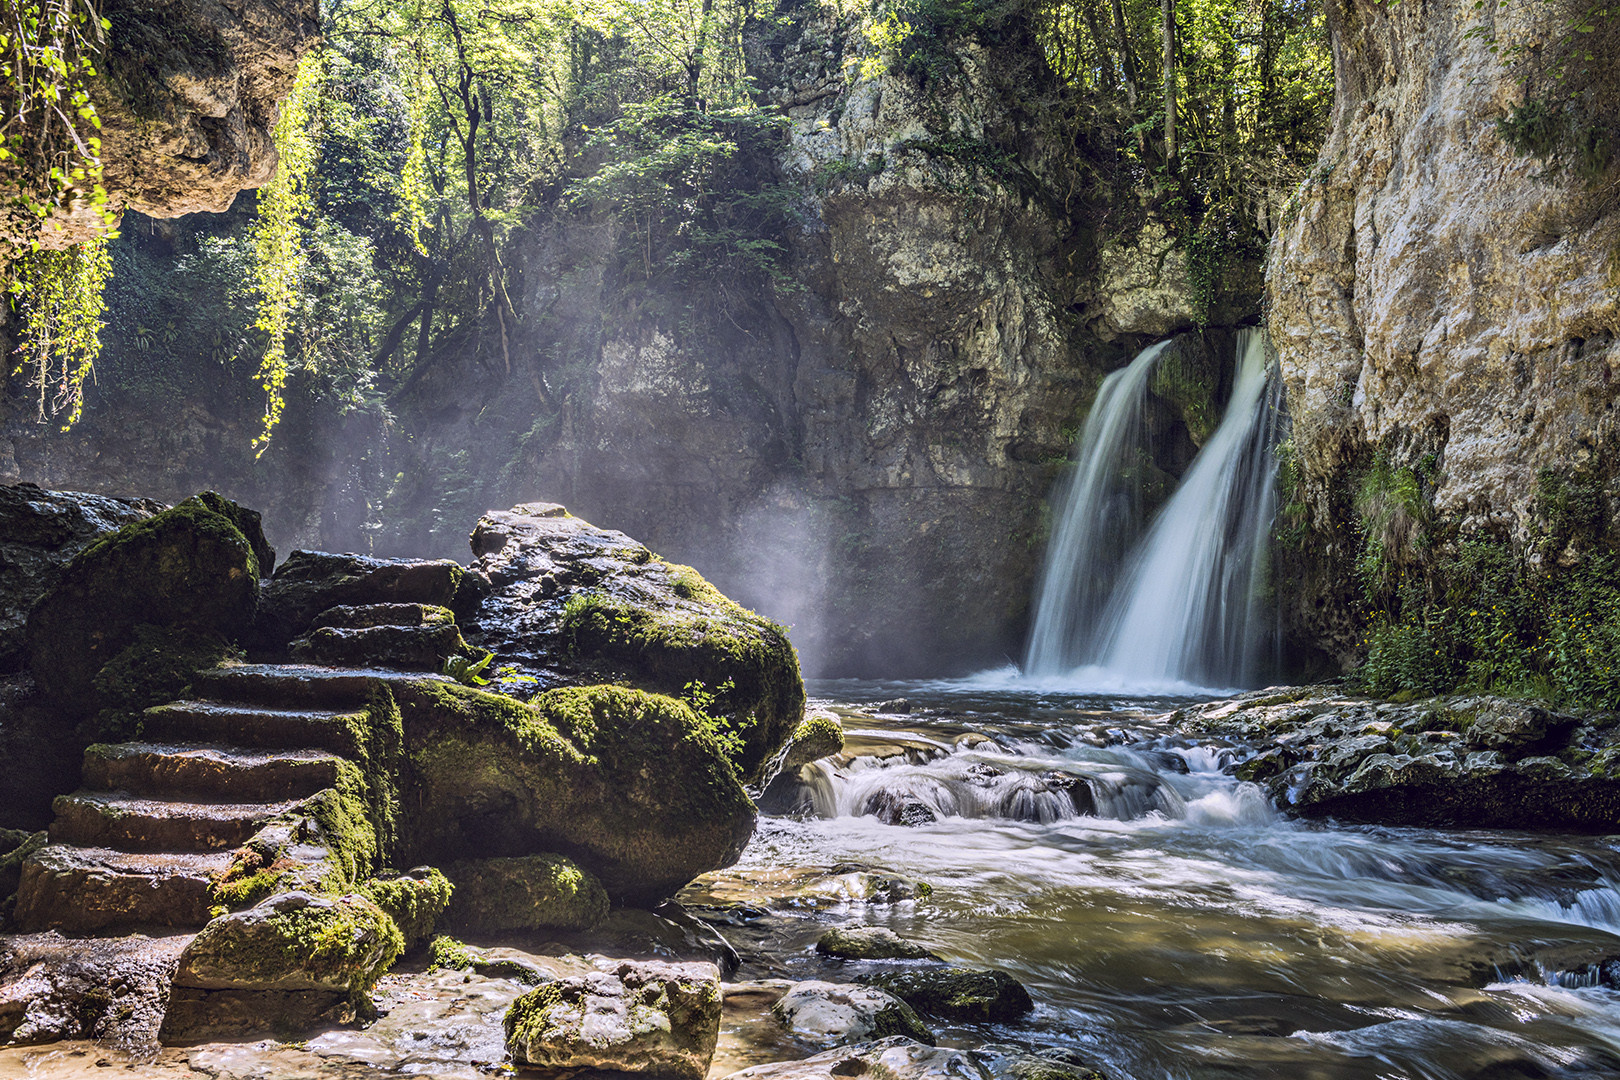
[248,51,322,453]
[10,234,111,428]
[395,29,431,257]
[0,0,116,250]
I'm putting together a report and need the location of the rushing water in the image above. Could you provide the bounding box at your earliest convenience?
[1024,330,1282,692]
[699,680,1620,1080]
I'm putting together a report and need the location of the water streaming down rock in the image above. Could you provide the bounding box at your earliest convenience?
[1023,341,1172,676]
[1025,329,1281,689]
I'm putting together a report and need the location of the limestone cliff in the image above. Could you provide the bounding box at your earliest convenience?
[1266,0,1620,662]
[20,0,319,250]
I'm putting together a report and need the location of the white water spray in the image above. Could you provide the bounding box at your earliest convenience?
[1024,328,1281,690]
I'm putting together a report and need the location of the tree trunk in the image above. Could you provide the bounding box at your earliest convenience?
[1162,0,1176,164]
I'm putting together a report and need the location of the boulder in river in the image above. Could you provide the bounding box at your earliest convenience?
[816,927,941,961]
[503,960,722,1080]
[772,980,935,1046]
[863,967,1034,1023]
[460,503,805,784]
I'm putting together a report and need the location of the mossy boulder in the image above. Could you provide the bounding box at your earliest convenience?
[863,967,1034,1022]
[24,492,266,709]
[444,854,609,933]
[503,960,722,1080]
[784,711,846,770]
[0,483,162,674]
[395,680,756,905]
[461,504,806,784]
[361,867,454,950]
[172,890,403,995]
[89,624,238,739]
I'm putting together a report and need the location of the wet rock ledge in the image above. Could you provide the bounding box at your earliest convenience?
[1180,686,1620,829]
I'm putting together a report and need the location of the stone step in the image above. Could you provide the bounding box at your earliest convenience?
[310,602,456,631]
[11,845,231,932]
[143,700,368,756]
[190,663,452,709]
[289,623,468,671]
[82,742,346,802]
[50,791,300,852]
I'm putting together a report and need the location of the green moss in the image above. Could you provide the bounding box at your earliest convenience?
[427,935,475,972]
[211,856,288,910]
[863,967,1033,1023]
[395,680,755,904]
[362,868,453,949]
[188,893,404,999]
[446,854,607,932]
[90,624,239,740]
[557,582,804,782]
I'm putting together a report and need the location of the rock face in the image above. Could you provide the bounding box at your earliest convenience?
[0,484,161,673]
[1266,0,1620,658]
[1187,687,1620,829]
[464,504,805,783]
[503,960,722,1080]
[21,0,321,251]
[443,854,609,933]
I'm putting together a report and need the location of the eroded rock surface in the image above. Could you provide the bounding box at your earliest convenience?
[1185,687,1620,829]
[772,981,935,1047]
[1266,0,1620,658]
[26,0,320,250]
[503,960,722,1080]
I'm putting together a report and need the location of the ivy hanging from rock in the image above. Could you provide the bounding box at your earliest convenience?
[9,232,111,428]
[249,51,323,454]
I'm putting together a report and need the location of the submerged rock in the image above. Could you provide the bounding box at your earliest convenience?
[723,1037,1106,1080]
[443,854,609,933]
[461,504,805,783]
[503,960,722,1080]
[864,967,1034,1023]
[816,927,941,962]
[772,980,935,1047]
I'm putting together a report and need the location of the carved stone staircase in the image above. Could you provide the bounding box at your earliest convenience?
[12,591,468,937]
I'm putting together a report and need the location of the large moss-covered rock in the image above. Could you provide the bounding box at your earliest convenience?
[863,967,1034,1023]
[172,890,402,995]
[0,483,162,674]
[360,867,454,950]
[396,681,756,905]
[461,504,805,784]
[24,492,266,708]
[503,960,722,1080]
[444,854,609,933]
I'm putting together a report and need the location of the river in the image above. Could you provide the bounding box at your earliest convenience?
[684,679,1620,1080]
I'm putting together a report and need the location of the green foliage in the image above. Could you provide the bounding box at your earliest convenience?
[443,649,495,685]
[866,0,1010,88]
[250,52,324,452]
[0,0,115,249]
[9,234,111,427]
[1470,1,1620,180]
[681,677,743,758]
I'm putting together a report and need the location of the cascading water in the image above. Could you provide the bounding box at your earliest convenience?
[1023,341,1171,676]
[1024,328,1281,690]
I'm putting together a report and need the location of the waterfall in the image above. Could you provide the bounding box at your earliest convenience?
[1024,328,1281,691]
[1023,341,1171,675]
